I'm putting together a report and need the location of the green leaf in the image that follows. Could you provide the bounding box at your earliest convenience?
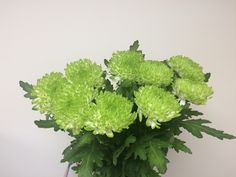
[99,165,121,177]
[148,140,169,174]
[19,80,33,92]
[34,120,60,131]
[180,119,236,140]
[77,132,94,147]
[139,161,161,177]
[61,132,95,163]
[172,138,192,154]
[61,141,81,163]
[133,142,148,160]
[129,40,139,51]
[171,126,183,136]
[181,107,203,118]
[204,73,211,82]
[125,135,148,161]
[125,132,171,161]
[113,135,136,165]
[63,135,104,177]
[104,79,114,92]
[19,80,35,99]
[141,170,160,177]
[124,160,160,177]
[101,71,113,92]
[126,136,171,174]
[104,59,109,67]
[129,40,145,57]
[76,142,104,177]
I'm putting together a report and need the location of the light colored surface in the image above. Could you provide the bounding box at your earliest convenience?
[0,0,235,177]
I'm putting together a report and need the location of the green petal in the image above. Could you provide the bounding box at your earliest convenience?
[65,59,104,88]
[137,60,173,86]
[84,91,136,137]
[173,79,213,105]
[135,86,182,128]
[51,84,95,134]
[108,51,144,81]
[168,55,205,81]
[32,72,67,114]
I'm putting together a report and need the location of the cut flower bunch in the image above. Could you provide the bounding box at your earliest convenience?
[20,41,235,177]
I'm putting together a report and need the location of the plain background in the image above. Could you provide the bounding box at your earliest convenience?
[0,0,235,177]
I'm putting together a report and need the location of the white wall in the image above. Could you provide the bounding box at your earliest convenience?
[0,0,235,177]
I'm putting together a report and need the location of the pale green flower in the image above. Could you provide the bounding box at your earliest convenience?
[32,72,67,114]
[173,79,213,105]
[108,51,144,81]
[137,60,173,86]
[31,70,98,134]
[168,55,205,81]
[84,91,136,137]
[135,86,182,129]
[65,59,104,88]
[51,84,95,134]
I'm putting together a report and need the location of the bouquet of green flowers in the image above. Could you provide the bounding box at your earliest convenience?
[20,41,235,177]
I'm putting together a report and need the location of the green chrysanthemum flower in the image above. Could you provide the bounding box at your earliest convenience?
[65,59,104,88]
[135,86,182,129]
[137,60,173,86]
[168,55,205,81]
[32,72,67,114]
[51,84,95,134]
[108,51,144,81]
[84,91,136,137]
[173,79,213,105]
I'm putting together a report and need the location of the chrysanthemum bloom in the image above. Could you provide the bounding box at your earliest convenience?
[168,55,205,82]
[84,92,136,137]
[51,84,95,134]
[108,51,144,81]
[137,60,173,86]
[135,86,182,129]
[65,59,104,88]
[31,72,68,114]
[173,79,213,105]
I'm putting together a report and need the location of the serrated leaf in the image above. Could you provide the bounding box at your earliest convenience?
[133,142,148,160]
[125,134,150,161]
[181,107,203,118]
[172,138,192,154]
[204,73,211,82]
[153,139,171,148]
[34,120,60,131]
[180,119,236,140]
[19,80,33,92]
[100,165,121,177]
[19,80,35,99]
[77,132,94,147]
[140,162,161,177]
[113,135,136,165]
[61,132,95,163]
[129,40,145,57]
[124,160,160,177]
[76,142,104,177]
[61,142,82,163]
[141,170,160,177]
[172,126,183,135]
[64,136,104,177]
[101,71,113,91]
[148,141,169,174]
[129,40,139,51]
[104,59,109,67]
[104,79,114,91]
[125,134,171,161]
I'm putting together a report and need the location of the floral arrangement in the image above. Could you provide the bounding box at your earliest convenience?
[20,41,235,177]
